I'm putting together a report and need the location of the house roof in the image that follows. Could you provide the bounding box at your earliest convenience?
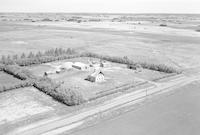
[91,69,104,77]
[73,62,87,67]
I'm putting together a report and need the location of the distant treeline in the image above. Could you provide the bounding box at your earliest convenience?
[0,48,77,66]
[0,48,181,73]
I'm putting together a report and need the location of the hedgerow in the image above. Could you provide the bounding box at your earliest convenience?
[2,64,36,80]
[33,77,84,106]
[81,52,181,73]
[0,80,33,93]
[0,48,78,66]
[0,63,84,106]
[0,48,181,73]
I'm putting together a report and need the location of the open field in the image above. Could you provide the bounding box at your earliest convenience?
[0,87,72,134]
[0,14,200,69]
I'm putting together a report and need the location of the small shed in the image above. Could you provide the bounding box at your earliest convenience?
[72,62,88,70]
[86,70,105,82]
[127,64,142,72]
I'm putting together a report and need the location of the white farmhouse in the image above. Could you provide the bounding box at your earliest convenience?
[86,69,105,82]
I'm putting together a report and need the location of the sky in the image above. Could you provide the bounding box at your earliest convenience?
[0,0,200,13]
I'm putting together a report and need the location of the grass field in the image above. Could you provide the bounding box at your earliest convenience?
[0,86,72,134]
[0,71,22,85]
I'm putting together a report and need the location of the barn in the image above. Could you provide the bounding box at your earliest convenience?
[72,62,88,70]
[86,70,105,82]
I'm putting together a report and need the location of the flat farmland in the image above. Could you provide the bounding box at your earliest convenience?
[0,15,200,69]
[0,87,71,134]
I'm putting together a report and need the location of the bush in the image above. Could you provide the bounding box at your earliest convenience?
[2,65,36,80]
[33,77,85,106]
[54,86,84,106]
[160,24,167,27]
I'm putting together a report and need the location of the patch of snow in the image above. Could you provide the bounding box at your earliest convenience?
[11,41,28,45]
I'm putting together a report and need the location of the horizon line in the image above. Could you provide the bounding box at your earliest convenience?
[0,12,200,15]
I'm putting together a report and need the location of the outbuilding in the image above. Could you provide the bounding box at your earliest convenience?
[72,62,88,70]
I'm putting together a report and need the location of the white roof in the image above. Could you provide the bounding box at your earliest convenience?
[73,62,86,67]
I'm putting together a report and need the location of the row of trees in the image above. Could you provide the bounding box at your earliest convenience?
[1,48,181,73]
[82,52,181,74]
[2,64,36,80]
[0,48,76,65]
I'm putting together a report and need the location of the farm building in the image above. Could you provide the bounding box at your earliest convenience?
[127,64,143,73]
[72,62,89,70]
[86,69,105,82]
